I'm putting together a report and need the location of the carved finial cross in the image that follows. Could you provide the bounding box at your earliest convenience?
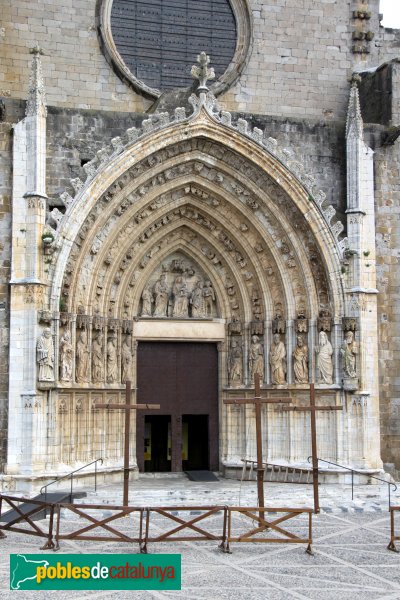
[29,44,45,56]
[191,52,215,93]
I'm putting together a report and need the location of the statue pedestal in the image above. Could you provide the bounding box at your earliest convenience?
[343,377,359,392]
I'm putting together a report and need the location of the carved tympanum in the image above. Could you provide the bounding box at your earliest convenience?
[139,254,218,319]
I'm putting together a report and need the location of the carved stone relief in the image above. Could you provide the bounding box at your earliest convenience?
[139,253,218,318]
[58,141,329,317]
[317,307,332,332]
[272,305,286,334]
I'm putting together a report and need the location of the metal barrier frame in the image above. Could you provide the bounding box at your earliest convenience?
[388,506,400,552]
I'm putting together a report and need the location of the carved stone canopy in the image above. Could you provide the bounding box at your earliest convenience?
[343,316,358,332]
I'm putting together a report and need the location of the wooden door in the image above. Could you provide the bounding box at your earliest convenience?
[136,342,218,472]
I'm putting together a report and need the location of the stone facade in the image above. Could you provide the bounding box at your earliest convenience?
[0,0,400,487]
[0,0,393,117]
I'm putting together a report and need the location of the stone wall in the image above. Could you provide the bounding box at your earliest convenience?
[374,139,400,478]
[0,0,397,120]
[46,108,145,205]
[359,59,400,476]
[0,112,15,470]
[44,106,347,216]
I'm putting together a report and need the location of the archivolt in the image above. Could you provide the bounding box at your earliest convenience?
[49,102,345,321]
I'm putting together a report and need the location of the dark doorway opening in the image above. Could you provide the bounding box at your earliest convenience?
[137,342,218,472]
[144,415,171,472]
[182,415,209,471]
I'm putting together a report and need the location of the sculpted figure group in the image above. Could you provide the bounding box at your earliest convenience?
[226,328,341,387]
[50,316,356,390]
[56,328,134,386]
[141,273,215,318]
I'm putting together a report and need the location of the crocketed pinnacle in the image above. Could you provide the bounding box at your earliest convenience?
[26,45,47,118]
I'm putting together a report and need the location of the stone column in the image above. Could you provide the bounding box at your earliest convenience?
[309,320,316,383]
[6,48,50,486]
[286,320,294,384]
[344,79,381,470]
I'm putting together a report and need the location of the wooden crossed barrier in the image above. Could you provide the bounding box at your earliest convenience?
[0,494,56,549]
[0,495,313,554]
[225,506,313,555]
[3,495,400,554]
[388,506,400,553]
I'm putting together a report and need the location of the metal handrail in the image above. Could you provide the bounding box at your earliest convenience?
[307,456,397,509]
[40,458,104,503]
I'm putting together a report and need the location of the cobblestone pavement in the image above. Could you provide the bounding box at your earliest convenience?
[0,476,399,599]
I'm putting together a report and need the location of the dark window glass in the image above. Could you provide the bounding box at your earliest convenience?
[110,0,237,91]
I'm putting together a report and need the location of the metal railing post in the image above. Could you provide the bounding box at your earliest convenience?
[351,470,354,500]
[307,456,397,510]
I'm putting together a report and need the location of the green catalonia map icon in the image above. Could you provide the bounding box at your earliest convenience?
[10,555,50,590]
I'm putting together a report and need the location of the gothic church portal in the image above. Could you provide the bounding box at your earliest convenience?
[0,0,399,490]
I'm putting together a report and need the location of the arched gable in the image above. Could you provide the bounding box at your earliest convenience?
[48,93,346,325]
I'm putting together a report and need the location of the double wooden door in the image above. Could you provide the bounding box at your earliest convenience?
[136,342,219,472]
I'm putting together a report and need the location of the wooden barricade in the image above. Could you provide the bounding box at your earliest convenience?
[225,506,313,554]
[53,502,145,551]
[0,496,314,555]
[388,506,400,552]
[142,505,227,553]
[0,494,56,549]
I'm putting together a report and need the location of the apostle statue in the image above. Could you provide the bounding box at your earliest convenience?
[59,330,73,382]
[107,336,118,383]
[76,330,90,383]
[229,339,243,386]
[341,330,358,378]
[92,332,104,383]
[270,333,286,384]
[153,273,169,317]
[121,336,133,383]
[315,331,333,384]
[37,328,54,381]
[293,335,309,383]
[249,334,264,383]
